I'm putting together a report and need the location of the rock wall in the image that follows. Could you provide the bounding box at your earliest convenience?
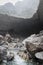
[38,0,43,21]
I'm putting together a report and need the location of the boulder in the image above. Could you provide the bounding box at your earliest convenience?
[25,41,43,54]
[22,32,43,60]
[7,51,14,61]
[2,45,8,49]
[22,31,43,53]
[0,46,7,62]
[22,34,42,45]
[18,52,29,61]
[14,38,20,43]
[25,41,37,52]
[0,35,3,40]
[0,35,4,45]
[35,52,43,62]
[5,33,12,43]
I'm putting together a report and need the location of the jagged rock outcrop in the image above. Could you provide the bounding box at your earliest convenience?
[38,0,43,21]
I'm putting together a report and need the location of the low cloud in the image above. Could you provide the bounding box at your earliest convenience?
[14,0,40,18]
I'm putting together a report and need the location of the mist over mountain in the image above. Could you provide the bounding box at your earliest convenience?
[0,2,16,15]
[15,0,39,18]
[0,0,40,18]
[0,0,43,35]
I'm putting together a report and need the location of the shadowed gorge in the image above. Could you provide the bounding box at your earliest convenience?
[0,13,43,36]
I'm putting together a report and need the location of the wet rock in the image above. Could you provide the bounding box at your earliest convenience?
[16,42,24,48]
[2,45,8,49]
[5,33,12,43]
[38,43,43,50]
[22,32,43,61]
[35,52,43,62]
[24,50,32,59]
[14,38,20,43]
[0,35,3,40]
[25,41,43,55]
[0,59,2,62]
[37,30,43,36]
[0,41,4,46]
[18,52,29,61]
[0,41,8,46]
[25,41,37,52]
[11,43,17,48]
[0,46,7,62]
[0,35,4,45]
[22,33,43,46]
[23,34,41,45]
[22,31,43,52]
[7,51,14,61]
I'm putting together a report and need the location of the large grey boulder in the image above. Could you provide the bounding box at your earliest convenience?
[22,31,43,57]
[35,52,43,62]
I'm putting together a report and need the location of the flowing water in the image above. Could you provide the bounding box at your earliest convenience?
[0,49,38,65]
[0,55,37,65]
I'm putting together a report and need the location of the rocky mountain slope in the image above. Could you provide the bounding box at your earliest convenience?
[0,13,43,35]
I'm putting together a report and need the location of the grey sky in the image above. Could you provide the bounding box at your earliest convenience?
[14,0,40,18]
[0,0,22,5]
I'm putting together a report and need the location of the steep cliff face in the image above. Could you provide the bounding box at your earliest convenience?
[32,0,43,21]
[0,13,42,35]
[38,0,43,21]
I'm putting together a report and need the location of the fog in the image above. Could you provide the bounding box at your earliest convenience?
[0,0,40,19]
[14,0,40,18]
